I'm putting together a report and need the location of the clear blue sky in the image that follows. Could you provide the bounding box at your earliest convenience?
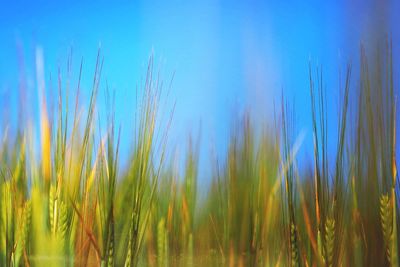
[0,0,399,185]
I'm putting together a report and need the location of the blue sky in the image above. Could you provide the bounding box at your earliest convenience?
[1,0,399,185]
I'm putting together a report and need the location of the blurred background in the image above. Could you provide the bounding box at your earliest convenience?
[0,0,399,186]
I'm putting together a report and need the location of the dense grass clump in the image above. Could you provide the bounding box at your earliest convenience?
[0,43,399,266]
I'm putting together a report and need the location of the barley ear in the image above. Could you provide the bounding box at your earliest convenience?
[290,222,300,267]
[380,194,393,262]
[49,184,56,234]
[57,201,68,248]
[124,211,136,267]
[15,200,32,267]
[391,189,399,267]
[157,217,167,266]
[106,217,115,267]
[325,218,335,267]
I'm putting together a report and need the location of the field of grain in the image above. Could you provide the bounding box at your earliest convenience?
[0,42,399,267]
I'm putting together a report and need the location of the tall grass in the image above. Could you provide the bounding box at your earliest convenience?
[0,42,398,266]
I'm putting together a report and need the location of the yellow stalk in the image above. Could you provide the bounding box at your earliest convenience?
[36,47,51,183]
